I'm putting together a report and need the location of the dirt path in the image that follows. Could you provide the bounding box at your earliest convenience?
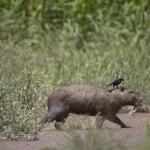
[0,113,150,150]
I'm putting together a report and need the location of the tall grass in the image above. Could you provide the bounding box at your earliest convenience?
[0,0,150,138]
[137,124,150,150]
[40,131,128,150]
[0,41,50,138]
[40,129,150,150]
[0,37,149,138]
[0,0,150,42]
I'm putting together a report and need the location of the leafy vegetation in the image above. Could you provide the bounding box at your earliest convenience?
[40,129,150,150]
[0,0,150,141]
[39,131,122,150]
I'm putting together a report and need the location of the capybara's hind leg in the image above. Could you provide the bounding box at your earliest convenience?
[39,104,69,130]
[47,104,69,129]
[34,111,56,133]
[55,120,65,130]
[55,111,68,130]
[40,111,56,125]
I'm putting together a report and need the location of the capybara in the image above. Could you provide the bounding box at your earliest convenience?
[40,85,142,129]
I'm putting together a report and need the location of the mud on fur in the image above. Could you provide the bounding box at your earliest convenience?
[39,85,143,130]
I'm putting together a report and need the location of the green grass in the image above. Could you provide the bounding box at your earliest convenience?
[0,37,149,138]
[40,129,150,150]
[0,0,150,140]
[40,130,128,150]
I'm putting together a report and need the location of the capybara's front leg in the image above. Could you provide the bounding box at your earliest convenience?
[106,115,130,128]
[95,112,105,129]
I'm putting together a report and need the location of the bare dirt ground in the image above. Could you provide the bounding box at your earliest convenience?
[0,113,150,150]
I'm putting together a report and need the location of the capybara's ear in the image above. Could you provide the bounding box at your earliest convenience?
[128,90,135,93]
[120,86,125,91]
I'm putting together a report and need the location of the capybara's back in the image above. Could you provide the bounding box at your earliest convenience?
[47,85,106,115]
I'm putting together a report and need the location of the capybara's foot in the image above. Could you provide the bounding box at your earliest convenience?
[121,124,130,128]
[55,122,63,130]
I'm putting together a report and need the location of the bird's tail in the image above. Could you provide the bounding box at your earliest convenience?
[106,82,113,86]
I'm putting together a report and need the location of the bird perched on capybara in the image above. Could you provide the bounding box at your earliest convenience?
[107,78,124,88]
[40,84,142,129]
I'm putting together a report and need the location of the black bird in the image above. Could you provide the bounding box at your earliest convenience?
[107,78,124,88]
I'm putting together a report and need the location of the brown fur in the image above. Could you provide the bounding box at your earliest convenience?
[40,84,142,129]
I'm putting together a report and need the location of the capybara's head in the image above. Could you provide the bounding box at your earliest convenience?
[126,90,143,108]
[111,89,143,108]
